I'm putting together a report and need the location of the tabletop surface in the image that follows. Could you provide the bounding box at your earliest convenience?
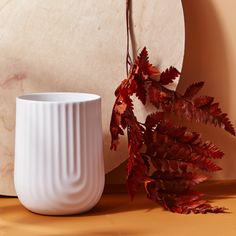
[1,181,236,236]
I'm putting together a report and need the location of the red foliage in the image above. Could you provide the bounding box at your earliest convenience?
[110,47,235,214]
[159,66,180,85]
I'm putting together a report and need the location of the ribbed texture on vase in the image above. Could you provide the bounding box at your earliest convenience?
[14,99,104,215]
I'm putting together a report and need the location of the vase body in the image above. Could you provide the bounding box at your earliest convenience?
[14,92,104,215]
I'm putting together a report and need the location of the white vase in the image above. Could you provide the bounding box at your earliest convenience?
[14,92,104,215]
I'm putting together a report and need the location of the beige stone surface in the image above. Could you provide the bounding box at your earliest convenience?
[0,0,185,195]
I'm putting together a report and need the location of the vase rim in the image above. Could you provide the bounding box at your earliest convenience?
[17,92,101,104]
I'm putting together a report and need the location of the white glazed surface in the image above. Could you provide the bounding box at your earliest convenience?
[14,93,104,215]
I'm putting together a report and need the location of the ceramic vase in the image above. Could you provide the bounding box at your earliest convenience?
[14,92,104,215]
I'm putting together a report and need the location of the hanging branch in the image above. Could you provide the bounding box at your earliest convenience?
[126,0,132,75]
[109,1,236,214]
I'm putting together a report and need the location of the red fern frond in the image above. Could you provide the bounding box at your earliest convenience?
[148,80,235,135]
[110,47,235,214]
[183,81,205,99]
[159,66,180,85]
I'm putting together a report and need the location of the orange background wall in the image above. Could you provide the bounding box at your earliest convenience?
[106,0,236,184]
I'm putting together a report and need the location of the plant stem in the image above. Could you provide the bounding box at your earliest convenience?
[126,0,132,75]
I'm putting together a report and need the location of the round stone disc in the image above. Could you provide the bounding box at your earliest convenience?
[0,0,185,195]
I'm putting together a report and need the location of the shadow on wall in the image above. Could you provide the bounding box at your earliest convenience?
[179,0,236,179]
[179,0,229,106]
